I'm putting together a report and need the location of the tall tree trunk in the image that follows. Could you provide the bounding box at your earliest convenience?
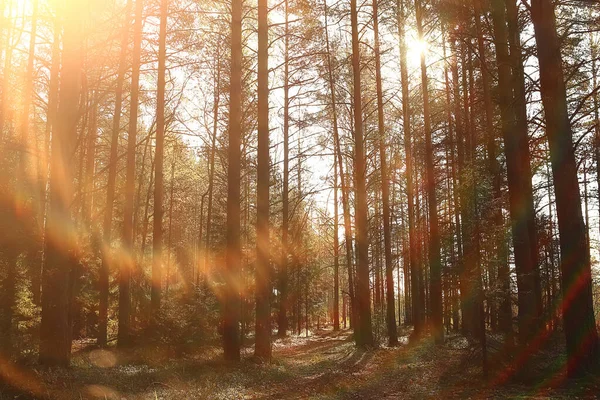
[254,0,271,361]
[278,0,290,337]
[333,150,340,331]
[325,0,356,331]
[0,0,13,145]
[372,0,397,346]
[530,0,600,377]
[39,0,82,366]
[119,0,144,347]
[224,0,243,362]
[152,0,168,314]
[98,0,131,347]
[475,0,508,340]
[490,0,538,348]
[415,0,442,344]
[505,0,542,329]
[397,0,421,337]
[203,52,220,290]
[350,0,373,347]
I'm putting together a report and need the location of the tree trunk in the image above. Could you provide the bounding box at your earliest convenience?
[325,0,356,332]
[490,0,538,348]
[254,0,271,361]
[278,0,290,337]
[152,0,168,314]
[350,0,373,347]
[98,0,131,347]
[119,0,144,347]
[397,0,421,338]
[530,0,600,377]
[415,0,442,344]
[505,0,542,330]
[372,0,397,346]
[39,0,82,366]
[224,0,243,362]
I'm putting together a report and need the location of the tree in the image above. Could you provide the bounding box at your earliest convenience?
[372,0,397,346]
[490,0,538,348]
[278,0,291,338]
[397,0,422,337]
[350,0,373,347]
[255,0,271,361]
[99,0,131,346]
[152,0,168,314]
[224,0,243,362]
[415,0,442,344]
[39,0,82,366]
[530,0,600,378]
[120,0,144,347]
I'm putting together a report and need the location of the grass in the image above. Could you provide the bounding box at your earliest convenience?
[1,328,599,399]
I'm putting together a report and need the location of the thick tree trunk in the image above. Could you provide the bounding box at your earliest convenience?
[490,0,538,348]
[505,0,542,329]
[530,0,600,377]
[39,0,82,366]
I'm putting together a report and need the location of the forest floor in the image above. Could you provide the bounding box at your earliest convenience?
[2,327,600,399]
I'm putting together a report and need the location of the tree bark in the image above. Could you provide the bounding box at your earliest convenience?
[119,0,144,347]
[39,0,82,366]
[397,0,421,337]
[350,0,373,347]
[278,0,290,337]
[152,0,168,314]
[224,0,243,362]
[372,0,397,346]
[415,0,442,344]
[530,0,600,377]
[254,0,271,361]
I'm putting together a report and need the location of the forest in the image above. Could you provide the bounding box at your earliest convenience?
[1,0,600,398]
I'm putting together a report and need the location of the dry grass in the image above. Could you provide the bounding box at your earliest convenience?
[1,328,599,399]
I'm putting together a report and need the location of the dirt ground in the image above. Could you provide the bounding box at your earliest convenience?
[1,328,599,399]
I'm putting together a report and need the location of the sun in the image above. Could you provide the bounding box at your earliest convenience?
[406,38,429,67]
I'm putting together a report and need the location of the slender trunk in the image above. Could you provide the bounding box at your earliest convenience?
[372,0,397,345]
[98,0,131,347]
[152,0,168,313]
[203,54,220,289]
[325,0,356,331]
[397,0,421,337]
[415,0,442,344]
[119,0,144,347]
[278,0,290,337]
[333,150,340,331]
[224,0,242,362]
[254,0,271,360]
[350,0,373,347]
